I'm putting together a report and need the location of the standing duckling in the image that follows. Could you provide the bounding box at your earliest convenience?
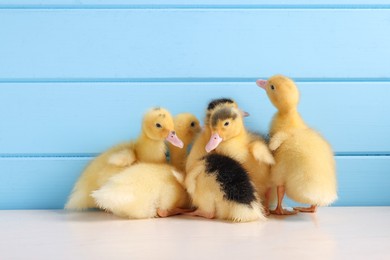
[169,113,201,173]
[92,163,190,219]
[65,107,184,210]
[256,75,337,214]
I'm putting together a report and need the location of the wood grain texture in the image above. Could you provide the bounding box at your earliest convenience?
[1,156,389,209]
[1,9,389,80]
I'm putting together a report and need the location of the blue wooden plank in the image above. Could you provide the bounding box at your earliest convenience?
[334,156,390,207]
[0,156,389,209]
[1,1,389,8]
[0,158,89,209]
[1,10,389,80]
[1,82,389,155]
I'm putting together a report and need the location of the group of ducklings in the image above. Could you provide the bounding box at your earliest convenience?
[66,75,337,222]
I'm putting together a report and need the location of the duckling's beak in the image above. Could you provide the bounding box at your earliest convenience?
[205,133,223,153]
[166,131,184,148]
[256,79,267,90]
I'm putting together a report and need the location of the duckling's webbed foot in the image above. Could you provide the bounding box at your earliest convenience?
[270,185,298,215]
[184,209,215,219]
[270,207,298,215]
[293,205,317,213]
[157,208,194,218]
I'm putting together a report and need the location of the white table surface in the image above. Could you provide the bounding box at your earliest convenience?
[0,207,389,260]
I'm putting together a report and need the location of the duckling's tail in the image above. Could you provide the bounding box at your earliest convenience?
[227,200,266,222]
[203,153,267,222]
[91,182,135,215]
[65,189,95,210]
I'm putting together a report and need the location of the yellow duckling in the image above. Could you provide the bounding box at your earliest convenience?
[185,106,272,221]
[256,75,337,214]
[65,107,184,210]
[92,163,190,219]
[169,113,201,173]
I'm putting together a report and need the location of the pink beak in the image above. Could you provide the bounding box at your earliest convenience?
[166,131,184,148]
[205,133,223,153]
[256,79,267,90]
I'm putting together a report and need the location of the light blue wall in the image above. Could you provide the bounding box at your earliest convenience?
[1,1,389,209]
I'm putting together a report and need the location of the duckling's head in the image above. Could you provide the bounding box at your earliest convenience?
[142,107,184,148]
[205,98,249,126]
[256,75,300,112]
[173,113,202,146]
[205,106,244,152]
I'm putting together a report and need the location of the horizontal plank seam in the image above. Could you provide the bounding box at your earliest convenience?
[1,5,390,10]
[1,78,390,84]
[0,153,389,159]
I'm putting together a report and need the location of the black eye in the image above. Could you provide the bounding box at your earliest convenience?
[224,122,229,126]
[156,123,162,128]
[190,121,195,127]
[270,85,275,90]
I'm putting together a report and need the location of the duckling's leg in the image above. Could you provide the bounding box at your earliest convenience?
[157,208,194,218]
[270,185,297,215]
[263,188,272,216]
[184,209,215,219]
[293,205,317,213]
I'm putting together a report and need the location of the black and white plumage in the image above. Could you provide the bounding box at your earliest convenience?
[185,153,265,222]
[204,153,257,205]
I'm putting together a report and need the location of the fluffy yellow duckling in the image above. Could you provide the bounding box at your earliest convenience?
[65,107,184,210]
[185,106,272,221]
[91,163,190,219]
[256,75,337,214]
[169,113,201,173]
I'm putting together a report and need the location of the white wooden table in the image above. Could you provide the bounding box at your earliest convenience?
[1,207,389,260]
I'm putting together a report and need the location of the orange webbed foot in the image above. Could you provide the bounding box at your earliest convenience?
[270,207,298,215]
[184,209,215,219]
[157,208,194,218]
[293,205,317,213]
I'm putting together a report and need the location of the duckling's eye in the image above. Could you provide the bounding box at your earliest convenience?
[224,121,230,127]
[190,121,196,127]
[155,123,162,128]
[270,85,275,90]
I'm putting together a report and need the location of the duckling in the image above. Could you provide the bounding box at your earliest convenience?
[204,106,275,214]
[92,163,190,219]
[185,153,265,222]
[186,98,247,173]
[65,107,184,210]
[169,113,201,173]
[185,106,273,221]
[256,75,337,214]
